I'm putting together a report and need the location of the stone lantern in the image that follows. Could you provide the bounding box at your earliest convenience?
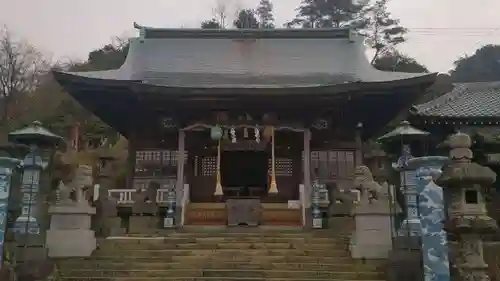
[8,121,64,261]
[439,132,497,281]
[378,120,430,246]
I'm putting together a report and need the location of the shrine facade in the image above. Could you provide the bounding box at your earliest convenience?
[53,24,437,228]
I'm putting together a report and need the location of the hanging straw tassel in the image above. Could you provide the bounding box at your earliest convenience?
[214,139,224,196]
[268,126,278,194]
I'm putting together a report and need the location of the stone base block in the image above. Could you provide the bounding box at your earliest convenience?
[350,214,393,259]
[46,229,96,257]
[129,216,159,234]
[350,242,392,259]
[11,246,48,262]
[393,235,421,250]
[104,217,126,237]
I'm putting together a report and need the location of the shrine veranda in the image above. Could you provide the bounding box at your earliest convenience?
[53,25,437,227]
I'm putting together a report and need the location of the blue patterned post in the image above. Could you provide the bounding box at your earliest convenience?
[0,157,21,269]
[407,156,450,281]
[164,187,176,228]
[378,121,430,238]
[394,144,421,237]
[13,145,47,235]
[311,180,323,228]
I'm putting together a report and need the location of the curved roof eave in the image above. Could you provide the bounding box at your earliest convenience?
[53,70,437,95]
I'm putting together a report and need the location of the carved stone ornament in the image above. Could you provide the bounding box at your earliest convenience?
[131,181,159,215]
[353,165,381,204]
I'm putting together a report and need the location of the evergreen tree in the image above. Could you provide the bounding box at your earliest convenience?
[233,9,260,29]
[286,0,363,28]
[357,0,407,64]
[256,0,275,28]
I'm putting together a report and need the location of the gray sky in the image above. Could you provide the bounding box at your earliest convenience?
[1,0,499,72]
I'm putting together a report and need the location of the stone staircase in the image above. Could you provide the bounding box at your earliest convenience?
[56,218,387,281]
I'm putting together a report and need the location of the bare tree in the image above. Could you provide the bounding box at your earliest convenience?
[0,27,48,123]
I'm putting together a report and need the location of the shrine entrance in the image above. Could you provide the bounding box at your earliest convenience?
[221,150,268,198]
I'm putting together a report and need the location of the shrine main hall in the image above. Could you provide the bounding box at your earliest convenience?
[53,24,436,227]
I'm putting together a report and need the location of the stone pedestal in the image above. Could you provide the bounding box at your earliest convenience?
[351,167,399,259]
[105,217,125,236]
[129,216,158,235]
[350,209,394,258]
[45,204,96,257]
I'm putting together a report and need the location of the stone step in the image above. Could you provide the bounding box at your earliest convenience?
[97,242,348,250]
[60,269,382,279]
[63,255,362,264]
[61,278,382,281]
[126,231,352,238]
[93,249,350,258]
[103,236,350,244]
[57,261,383,271]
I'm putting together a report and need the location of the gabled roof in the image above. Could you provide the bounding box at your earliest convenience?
[411,82,500,119]
[54,24,435,90]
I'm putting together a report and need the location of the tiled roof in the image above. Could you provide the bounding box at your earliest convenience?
[412,82,500,118]
[54,24,432,89]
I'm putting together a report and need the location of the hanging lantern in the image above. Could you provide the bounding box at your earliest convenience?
[210,125,223,140]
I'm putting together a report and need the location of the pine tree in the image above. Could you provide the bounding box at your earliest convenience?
[256,0,275,28]
[357,0,407,63]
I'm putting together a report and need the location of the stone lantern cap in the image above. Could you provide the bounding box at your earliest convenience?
[439,163,496,185]
[8,121,64,147]
[439,132,496,185]
[448,131,472,149]
[377,120,430,143]
[444,216,498,234]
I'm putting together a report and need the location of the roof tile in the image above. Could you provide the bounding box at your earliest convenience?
[412,82,500,118]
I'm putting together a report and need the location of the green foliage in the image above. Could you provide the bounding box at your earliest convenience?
[256,0,276,28]
[450,44,500,82]
[201,19,222,29]
[233,9,260,29]
[285,0,363,28]
[373,50,429,73]
[357,0,407,63]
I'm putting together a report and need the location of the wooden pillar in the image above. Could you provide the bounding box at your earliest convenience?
[176,130,186,225]
[355,122,363,166]
[126,132,137,190]
[176,130,186,203]
[303,129,312,208]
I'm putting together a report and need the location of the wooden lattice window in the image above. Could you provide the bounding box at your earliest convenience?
[308,150,355,180]
[201,156,216,176]
[162,150,188,166]
[136,150,161,165]
[268,158,293,177]
[136,150,187,166]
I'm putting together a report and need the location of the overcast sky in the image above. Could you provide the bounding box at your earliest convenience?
[1,0,499,72]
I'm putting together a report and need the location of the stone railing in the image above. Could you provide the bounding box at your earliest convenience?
[108,189,172,204]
